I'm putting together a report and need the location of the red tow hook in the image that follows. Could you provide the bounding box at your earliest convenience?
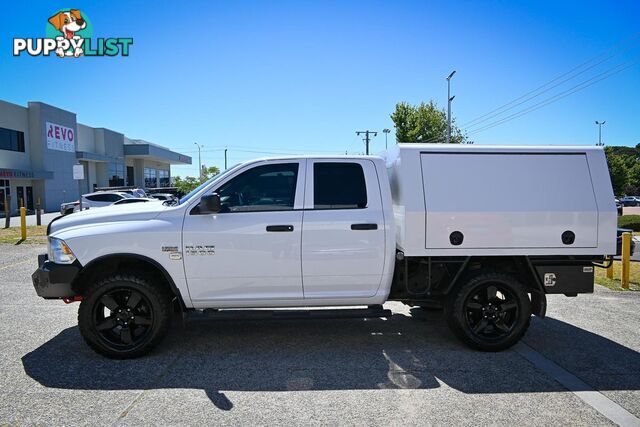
[62,296,84,304]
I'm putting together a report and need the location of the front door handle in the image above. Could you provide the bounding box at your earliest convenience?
[266,225,294,232]
[351,223,378,230]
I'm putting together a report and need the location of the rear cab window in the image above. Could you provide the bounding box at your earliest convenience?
[313,162,367,209]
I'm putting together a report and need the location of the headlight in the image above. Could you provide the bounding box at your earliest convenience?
[48,237,77,264]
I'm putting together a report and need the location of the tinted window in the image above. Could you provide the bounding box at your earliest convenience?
[217,163,298,212]
[86,194,108,202]
[314,162,367,209]
[0,127,25,152]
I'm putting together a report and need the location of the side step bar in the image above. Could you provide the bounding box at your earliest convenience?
[193,305,392,321]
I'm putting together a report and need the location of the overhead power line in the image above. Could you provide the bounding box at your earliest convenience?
[462,32,640,129]
[466,58,640,136]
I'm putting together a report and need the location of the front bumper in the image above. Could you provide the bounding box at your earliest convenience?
[31,254,81,299]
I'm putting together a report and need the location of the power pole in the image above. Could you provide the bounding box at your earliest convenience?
[595,120,606,146]
[224,148,228,169]
[383,128,390,149]
[194,142,203,179]
[356,130,377,155]
[446,70,456,144]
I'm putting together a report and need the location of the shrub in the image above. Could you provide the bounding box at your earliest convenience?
[618,215,640,231]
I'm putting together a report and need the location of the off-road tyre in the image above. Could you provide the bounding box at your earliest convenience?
[78,274,172,359]
[444,270,531,351]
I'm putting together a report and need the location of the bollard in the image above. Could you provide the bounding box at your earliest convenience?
[621,232,631,289]
[606,255,614,279]
[3,195,9,228]
[36,198,41,226]
[20,206,27,241]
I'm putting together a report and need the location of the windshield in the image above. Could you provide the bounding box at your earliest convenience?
[178,164,242,205]
[120,193,134,198]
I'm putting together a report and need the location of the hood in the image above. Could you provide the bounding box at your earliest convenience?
[49,201,168,235]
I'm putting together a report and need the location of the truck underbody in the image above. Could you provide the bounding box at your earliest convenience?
[387,253,604,315]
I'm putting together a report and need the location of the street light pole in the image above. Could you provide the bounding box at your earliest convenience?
[383,129,390,149]
[446,70,456,144]
[224,148,228,170]
[194,142,203,179]
[595,120,606,146]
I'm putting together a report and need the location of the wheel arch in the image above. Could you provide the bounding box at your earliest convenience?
[72,253,187,311]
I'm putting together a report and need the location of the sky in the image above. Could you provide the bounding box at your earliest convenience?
[1,0,639,177]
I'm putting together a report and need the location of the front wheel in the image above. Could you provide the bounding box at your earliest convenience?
[78,274,172,359]
[445,271,531,351]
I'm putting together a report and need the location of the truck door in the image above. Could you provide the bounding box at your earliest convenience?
[302,159,386,298]
[182,160,306,305]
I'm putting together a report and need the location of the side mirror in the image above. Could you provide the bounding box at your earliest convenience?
[199,193,221,214]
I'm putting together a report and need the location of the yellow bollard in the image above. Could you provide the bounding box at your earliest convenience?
[20,206,27,240]
[621,232,631,289]
[606,256,614,279]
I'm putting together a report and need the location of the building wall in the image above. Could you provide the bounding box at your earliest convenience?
[29,102,79,212]
[2,100,189,213]
[76,124,95,153]
[0,101,31,171]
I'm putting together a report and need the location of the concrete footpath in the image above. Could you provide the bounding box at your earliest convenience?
[3,212,59,228]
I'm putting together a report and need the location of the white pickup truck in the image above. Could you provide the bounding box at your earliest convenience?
[32,144,618,358]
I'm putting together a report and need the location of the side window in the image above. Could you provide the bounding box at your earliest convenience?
[108,194,124,202]
[216,163,299,212]
[314,162,367,209]
[85,195,100,202]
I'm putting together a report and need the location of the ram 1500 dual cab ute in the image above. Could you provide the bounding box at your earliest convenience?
[32,144,618,358]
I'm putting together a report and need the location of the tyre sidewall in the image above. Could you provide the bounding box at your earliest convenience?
[446,272,532,352]
[78,275,171,359]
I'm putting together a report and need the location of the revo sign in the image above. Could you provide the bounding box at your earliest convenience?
[46,122,75,153]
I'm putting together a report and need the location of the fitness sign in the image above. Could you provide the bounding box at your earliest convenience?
[46,122,75,153]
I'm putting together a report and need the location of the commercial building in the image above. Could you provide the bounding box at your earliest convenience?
[0,100,191,214]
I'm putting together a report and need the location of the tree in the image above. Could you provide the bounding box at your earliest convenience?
[606,154,628,196]
[173,165,221,195]
[390,101,467,143]
[625,163,640,195]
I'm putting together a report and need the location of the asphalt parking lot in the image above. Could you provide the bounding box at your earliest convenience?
[1,244,639,425]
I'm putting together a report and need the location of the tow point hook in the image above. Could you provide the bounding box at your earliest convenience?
[62,296,83,304]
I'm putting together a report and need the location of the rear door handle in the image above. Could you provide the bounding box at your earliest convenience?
[351,223,378,230]
[266,225,294,232]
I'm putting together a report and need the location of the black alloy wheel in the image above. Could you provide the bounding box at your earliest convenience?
[463,283,519,340]
[445,271,531,351]
[93,287,154,350]
[78,274,172,359]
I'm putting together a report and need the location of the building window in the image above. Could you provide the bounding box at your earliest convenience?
[108,162,125,187]
[144,168,157,188]
[158,170,170,187]
[0,127,25,152]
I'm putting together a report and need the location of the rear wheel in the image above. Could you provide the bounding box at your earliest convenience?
[445,271,531,351]
[78,274,172,359]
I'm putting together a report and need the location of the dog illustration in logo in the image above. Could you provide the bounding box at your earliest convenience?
[48,10,86,57]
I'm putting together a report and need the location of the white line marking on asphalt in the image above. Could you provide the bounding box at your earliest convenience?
[515,342,640,427]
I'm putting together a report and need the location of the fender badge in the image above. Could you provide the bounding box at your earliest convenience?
[169,252,182,260]
[162,246,179,252]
